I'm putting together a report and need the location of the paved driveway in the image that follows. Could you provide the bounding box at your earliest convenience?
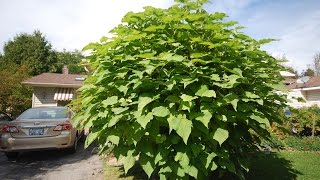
[0,143,103,180]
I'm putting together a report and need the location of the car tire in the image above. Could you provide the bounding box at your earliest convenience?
[66,135,78,154]
[5,152,19,160]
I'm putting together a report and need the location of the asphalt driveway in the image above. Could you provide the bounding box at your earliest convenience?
[0,142,103,180]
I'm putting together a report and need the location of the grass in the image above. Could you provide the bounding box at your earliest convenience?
[103,163,147,180]
[104,151,320,180]
[247,151,320,180]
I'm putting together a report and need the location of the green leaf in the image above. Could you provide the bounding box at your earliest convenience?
[167,114,192,144]
[195,85,216,98]
[117,85,129,94]
[159,166,172,174]
[191,53,207,58]
[112,107,129,114]
[245,92,260,99]
[186,165,198,179]
[108,115,123,127]
[102,96,118,107]
[230,99,239,111]
[140,154,155,178]
[155,134,166,144]
[136,52,155,58]
[258,38,277,44]
[224,93,239,111]
[211,161,218,171]
[211,74,220,81]
[180,101,194,112]
[212,128,229,146]
[85,130,100,148]
[180,94,197,101]
[195,110,212,128]
[174,151,189,168]
[191,144,203,156]
[206,152,217,168]
[152,106,170,117]
[181,78,198,88]
[124,150,136,174]
[160,53,184,62]
[250,114,270,127]
[138,96,154,111]
[165,95,180,103]
[108,135,120,145]
[136,112,153,129]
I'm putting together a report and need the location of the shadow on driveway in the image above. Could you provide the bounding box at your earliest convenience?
[0,142,100,180]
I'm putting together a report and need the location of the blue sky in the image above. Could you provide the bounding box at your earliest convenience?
[0,0,319,72]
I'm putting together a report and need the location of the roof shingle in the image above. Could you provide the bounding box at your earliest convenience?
[287,76,320,89]
[22,73,85,88]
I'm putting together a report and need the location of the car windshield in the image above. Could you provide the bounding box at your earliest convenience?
[18,107,70,120]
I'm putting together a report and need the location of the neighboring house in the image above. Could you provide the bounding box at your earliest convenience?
[286,76,320,108]
[280,71,297,86]
[22,67,85,107]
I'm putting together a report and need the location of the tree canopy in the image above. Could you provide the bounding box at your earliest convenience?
[73,0,286,179]
[1,30,57,76]
[55,49,86,74]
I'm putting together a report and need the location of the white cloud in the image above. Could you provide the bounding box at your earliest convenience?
[1,0,319,74]
[207,0,256,16]
[261,9,320,72]
[0,0,173,51]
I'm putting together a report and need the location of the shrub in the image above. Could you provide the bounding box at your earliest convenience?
[283,136,320,151]
[72,0,286,179]
[286,106,320,136]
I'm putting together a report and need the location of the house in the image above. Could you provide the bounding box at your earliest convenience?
[286,76,320,108]
[22,66,85,107]
[280,71,297,86]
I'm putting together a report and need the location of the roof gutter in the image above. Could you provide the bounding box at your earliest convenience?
[22,82,82,88]
[299,86,320,91]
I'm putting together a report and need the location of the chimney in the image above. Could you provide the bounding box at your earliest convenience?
[62,65,69,74]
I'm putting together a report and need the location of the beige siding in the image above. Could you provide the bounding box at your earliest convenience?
[287,89,320,108]
[287,90,308,108]
[33,87,57,107]
[306,90,320,102]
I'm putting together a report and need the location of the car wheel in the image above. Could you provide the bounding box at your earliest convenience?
[5,152,19,160]
[67,135,78,154]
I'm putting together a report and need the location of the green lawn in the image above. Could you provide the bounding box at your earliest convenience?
[247,151,320,180]
[104,151,320,180]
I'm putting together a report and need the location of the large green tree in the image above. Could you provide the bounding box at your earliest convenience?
[301,67,315,77]
[1,30,57,76]
[73,0,286,179]
[55,49,86,74]
[0,63,32,117]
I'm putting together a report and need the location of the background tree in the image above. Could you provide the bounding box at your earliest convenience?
[0,63,32,117]
[73,0,286,179]
[313,52,320,76]
[301,66,315,77]
[55,49,86,74]
[1,30,57,76]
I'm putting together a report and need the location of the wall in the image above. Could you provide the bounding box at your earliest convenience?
[305,90,320,106]
[288,89,320,108]
[32,87,57,107]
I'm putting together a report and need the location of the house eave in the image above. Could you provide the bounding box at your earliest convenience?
[22,82,82,88]
[296,86,320,91]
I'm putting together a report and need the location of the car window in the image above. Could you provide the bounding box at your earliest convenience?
[18,107,70,120]
[0,112,12,121]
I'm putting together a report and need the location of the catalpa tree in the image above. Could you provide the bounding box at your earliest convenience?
[72,0,286,179]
